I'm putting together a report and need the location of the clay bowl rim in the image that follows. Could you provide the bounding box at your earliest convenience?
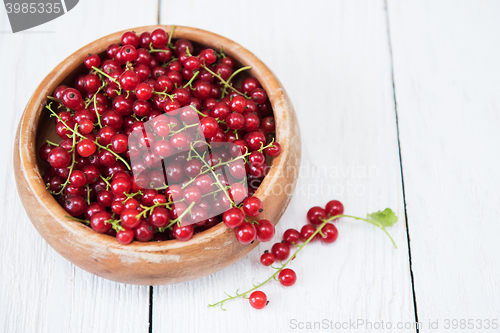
[17,24,294,252]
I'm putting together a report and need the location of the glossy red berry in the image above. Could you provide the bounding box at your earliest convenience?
[300,224,317,242]
[265,142,281,157]
[242,197,263,217]
[119,71,140,91]
[135,82,153,101]
[173,224,194,241]
[222,207,245,228]
[116,228,134,244]
[48,147,71,168]
[90,211,112,233]
[120,208,141,229]
[134,221,155,242]
[77,139,97,157]
[271,242,290,261]
[320,223,339,243]
[235,222,257,244]
[278,268,296,287]
[307,206,327,225]
[260,251,275,266]
[325,200,344,217]
[151,28,168,48]
[84,54,101,69]
[62,88,82,109]
[256,219,275,242]
[198,116,219,138]
[283,228,300,246]
[64,196,87,217]
[249,291,267,310]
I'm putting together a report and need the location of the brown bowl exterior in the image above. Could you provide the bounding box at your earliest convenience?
[13,25,301,285]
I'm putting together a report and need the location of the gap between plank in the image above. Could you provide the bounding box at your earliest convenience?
[150,4,161,332]
[383,1,420,332]
[149,286,154,333]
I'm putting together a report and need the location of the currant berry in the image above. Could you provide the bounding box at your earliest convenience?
[242,197,263,217]
[222,207,245,228]
[249,291,267,310]
[265,142,281,157]
[150,28,168,48]
[260,251,275,266]
[90,211,112,233]
[283,228,300,246]
[116,228,134,244]
[61,88,82,109]
[120,208,141,229]
[271,242,290,261]
[173,224,194,241]
[64,196,87,217]
[320,223,338,243]
[325,200,344,217]
[134,220,155,242]
[300,224,317,242]
[77,139,97,157]
[307,206,327,225]
[48,147,71,168]
[255,219,275,242]
[235,222,257,244]
[84,54,101,69]
[278,268,297,287]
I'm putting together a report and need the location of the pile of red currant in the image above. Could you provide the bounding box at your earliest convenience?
[39,26,282,245]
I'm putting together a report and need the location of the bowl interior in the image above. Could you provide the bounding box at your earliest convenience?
[35,29,276,245]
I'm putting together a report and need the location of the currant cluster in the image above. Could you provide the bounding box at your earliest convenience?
[209,199,344,310]
[38,26,281,245]
[209,202,398,311]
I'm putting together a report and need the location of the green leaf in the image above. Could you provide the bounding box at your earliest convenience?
[367,208,398,228]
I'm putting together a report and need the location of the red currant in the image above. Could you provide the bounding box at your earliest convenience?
[249,291,267,310]
[278,268,296,287]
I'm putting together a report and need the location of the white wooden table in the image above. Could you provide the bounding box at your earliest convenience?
[2,1,499,332]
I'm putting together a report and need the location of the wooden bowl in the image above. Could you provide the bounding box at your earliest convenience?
[13,25,301,285]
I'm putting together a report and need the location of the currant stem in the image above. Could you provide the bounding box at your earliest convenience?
[53,124,78,195]
[190,144,236,207]
[183,71,199,89]
[208,212,397,309]
[167,25,175,48]
[340,214,397,249]
[46,103,131,170]
[223,66,251,98]
[92,66,122,95]
[201,65,249,99]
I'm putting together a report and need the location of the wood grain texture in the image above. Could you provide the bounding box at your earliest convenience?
[388,0,500,329]
[154,0,414,332]
[0,1,158,332]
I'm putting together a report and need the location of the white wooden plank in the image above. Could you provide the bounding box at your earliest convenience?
[388,0,500,330]
[0,1,158,332]
[155,1,414,332]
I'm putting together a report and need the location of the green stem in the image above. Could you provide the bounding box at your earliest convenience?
[183,71,199,89]
[167,25,175,47]
[208,213,397,309]
[201,65,249,99]
[53,124,78,195]
[92,66,122,95]
[46,140,59,146]
[190,145,236,207]
[46,103,131,170]
[190,105,207,118]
